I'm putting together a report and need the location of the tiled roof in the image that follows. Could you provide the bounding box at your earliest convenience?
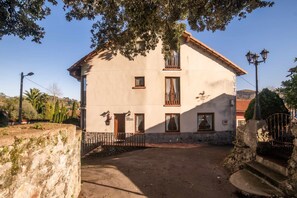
[236,99,252,112]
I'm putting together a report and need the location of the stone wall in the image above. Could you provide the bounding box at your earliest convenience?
[145,131,235,145]
[223,120,263,173]
[0,123,81,198]
[287,125,297,196]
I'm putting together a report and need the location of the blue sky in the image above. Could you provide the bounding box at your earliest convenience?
[0,1,296,100]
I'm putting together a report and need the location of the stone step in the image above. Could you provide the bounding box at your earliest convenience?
[246,161,287,189]
[229,169,284,197]
[256,155,288,176]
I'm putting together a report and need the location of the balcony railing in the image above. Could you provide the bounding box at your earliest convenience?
[165,55,180,69]
[165,93,180,105]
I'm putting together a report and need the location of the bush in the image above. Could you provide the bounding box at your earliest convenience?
[63,117,80,126]
[0,110,8,127]
[244,88,289,121]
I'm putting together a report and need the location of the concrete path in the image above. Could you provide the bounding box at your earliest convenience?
[79,144,240,198]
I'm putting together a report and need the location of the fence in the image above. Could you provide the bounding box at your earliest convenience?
[81,132,146,157]
[266,113,295,147]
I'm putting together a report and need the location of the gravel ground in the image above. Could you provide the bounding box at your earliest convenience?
[79,144,241,198]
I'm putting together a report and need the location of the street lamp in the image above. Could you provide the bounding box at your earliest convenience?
[245,49,269,120]
[18,72,34,124]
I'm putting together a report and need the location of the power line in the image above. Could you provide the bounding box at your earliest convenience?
[24,77,53,94]
[239,76,255,88]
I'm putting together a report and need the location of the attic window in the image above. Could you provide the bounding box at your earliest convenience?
[165,50,180,70]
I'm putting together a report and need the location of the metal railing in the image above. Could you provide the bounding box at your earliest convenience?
[266,113,294,147]
[165,55,180,69]
[81,132,146,157]
[165,93,180,105]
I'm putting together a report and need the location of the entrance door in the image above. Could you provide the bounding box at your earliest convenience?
[114,114,126,139]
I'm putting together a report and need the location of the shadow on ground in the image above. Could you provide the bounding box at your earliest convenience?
[80,144,250,198]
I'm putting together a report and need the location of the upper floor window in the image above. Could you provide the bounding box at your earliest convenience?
[165,50,180,69]
[81,75,86,107]
[133,77,145,89]
[197,113,214,131]
[165,77,180,106]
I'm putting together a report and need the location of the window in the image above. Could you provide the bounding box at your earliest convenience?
[197,113,214,131]
[165,114,180,132]
[237,119,246,127]
[165,50,180,69]
[134,77,145,88]
[135,114,145,133]
[165,77,180,105]
[81,75,86,107]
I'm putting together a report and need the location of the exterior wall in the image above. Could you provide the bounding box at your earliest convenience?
[236,112,246,127]
[0,124,81,198]
[82,40,237,136]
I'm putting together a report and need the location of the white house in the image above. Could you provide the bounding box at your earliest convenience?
[68,32,246,144]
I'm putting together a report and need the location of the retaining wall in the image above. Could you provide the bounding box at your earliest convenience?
[0,123,81,198]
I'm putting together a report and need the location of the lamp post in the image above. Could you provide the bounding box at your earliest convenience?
[18,72,34,124]
[245,49,269,120]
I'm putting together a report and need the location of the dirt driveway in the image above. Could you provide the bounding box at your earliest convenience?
[79,144,239,198]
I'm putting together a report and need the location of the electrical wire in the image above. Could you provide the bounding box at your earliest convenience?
[238,76,255,88]
[24,77,54,94]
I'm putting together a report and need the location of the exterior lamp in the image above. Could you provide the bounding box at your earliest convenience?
[260,49,269,62]
[18,72,34,124]
[245,49,269,120]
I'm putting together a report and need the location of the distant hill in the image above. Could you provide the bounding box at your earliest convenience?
[236,89,256,100]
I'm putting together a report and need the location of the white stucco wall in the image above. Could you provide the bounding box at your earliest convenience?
[82,40,237,133]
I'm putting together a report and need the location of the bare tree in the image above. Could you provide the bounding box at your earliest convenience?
[48,83,62,103]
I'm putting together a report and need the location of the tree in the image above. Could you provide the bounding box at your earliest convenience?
[244,88,289,121]
[1,0,273,59]
[0,97,38,121]
[279,58,297,109]
[70,101,77,118]
[24,88,47,114]
[0,0,57,43]
[48,83,62,103]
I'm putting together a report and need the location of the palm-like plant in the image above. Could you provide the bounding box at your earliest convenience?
[24,88,47,114]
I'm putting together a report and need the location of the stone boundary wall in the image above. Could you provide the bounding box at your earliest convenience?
[287,125,297,195]
[0,123,81,198]
[145,131,235,145]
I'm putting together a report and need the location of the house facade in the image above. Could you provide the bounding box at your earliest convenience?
[68,32,246,144]
[236,99,251,127]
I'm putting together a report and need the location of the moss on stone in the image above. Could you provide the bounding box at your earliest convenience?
[59,131,68,144]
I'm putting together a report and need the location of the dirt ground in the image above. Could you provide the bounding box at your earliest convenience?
[79,144,240,198]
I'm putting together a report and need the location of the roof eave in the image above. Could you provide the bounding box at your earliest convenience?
[182,31,247,76]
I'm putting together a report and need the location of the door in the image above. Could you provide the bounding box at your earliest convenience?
[114,114,126,139]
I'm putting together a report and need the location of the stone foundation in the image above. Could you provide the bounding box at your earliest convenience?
[145,131,235,145]
[0,123,81,198]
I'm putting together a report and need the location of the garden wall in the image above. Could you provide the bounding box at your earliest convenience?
[0,123,81,198]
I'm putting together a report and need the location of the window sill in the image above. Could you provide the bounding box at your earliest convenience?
[163,68,182,71]
[132,86,146,89]
[163,105,181,107]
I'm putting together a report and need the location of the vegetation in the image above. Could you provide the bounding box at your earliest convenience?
[0,90,79,125]
[244,88,289,121]
[278,58,297,110]
[1,0,273,59]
